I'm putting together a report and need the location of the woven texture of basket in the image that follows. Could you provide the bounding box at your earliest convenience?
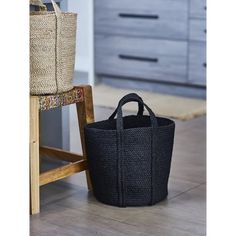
[30,0,77,95]
[85,93,175,207]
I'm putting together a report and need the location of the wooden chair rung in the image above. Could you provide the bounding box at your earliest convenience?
[40,160,87,186]
[40,146,84,163]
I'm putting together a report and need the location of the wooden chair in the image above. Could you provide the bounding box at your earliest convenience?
[30,85,94,214]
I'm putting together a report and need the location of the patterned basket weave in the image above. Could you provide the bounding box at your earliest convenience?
[30,0,77,95]
[85,93,175,207]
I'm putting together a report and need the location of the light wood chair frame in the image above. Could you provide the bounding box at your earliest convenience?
[30,85,94,214]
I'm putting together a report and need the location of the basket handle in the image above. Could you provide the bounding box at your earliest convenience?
[114,93,159,207]
[115,93,159,130]
[109,93,144,120]
[51,0,62,15]
[30,0,62,15]
[30,0,47,11]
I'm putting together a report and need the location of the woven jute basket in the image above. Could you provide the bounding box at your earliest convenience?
[30,0,77,95]
[85,93,175,207]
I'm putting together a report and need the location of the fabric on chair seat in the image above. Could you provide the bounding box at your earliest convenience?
[37,87,84,111]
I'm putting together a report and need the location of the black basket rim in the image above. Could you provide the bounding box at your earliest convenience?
[85,115,175,132]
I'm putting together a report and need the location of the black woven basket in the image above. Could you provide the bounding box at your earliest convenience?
[84,93,175,207]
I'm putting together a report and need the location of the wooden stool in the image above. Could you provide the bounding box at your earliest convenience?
[30,85,94,214]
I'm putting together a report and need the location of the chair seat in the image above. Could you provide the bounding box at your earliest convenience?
[35,86,84,111]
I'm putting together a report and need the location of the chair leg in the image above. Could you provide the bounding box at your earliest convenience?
[30,97,40,214]
[76,85,95,190]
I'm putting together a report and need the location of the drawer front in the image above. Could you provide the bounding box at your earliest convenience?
[188,42,206,86]
[189,19,206,42]
[95,35,188,83]
[95,0,188,40]
[190,0,206,19]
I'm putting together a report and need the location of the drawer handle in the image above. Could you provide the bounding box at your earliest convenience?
[203,62,207,68]
[204,6,207,11]
[119,54,158,63]
[204,29,207,34]
[118,13,159,20]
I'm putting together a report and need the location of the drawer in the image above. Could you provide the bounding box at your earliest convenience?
[95,0,188,40]
[188,42,206,86]
[95,35,188,83]
[189,19,206,42]
[190,0,206,19]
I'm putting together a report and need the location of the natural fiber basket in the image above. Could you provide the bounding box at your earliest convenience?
[85,93,175,207]
[30,0,77,95]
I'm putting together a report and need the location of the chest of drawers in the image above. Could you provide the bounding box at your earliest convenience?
[94,0,206,98]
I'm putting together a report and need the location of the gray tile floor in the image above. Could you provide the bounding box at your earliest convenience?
[31,106,206,236]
